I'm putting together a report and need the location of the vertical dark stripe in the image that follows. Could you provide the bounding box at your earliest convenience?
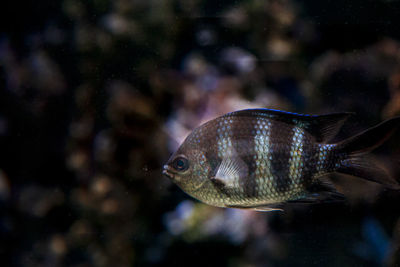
[302,137,318,187]
[204,118,231,197]
[205,151,220,179]
[231,116,258,198]
[203,119,222,179]
[269,121,293,193]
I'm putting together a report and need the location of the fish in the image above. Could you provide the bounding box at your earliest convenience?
[163,109,400,211]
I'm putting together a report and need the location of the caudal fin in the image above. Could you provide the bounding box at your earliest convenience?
[336,117,400,189]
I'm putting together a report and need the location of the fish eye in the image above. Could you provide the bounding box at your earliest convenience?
[172,156,189,171]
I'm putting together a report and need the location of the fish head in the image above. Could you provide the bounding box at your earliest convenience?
[163,135,212,198]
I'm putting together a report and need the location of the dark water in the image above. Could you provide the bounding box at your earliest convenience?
[1,0,400,266]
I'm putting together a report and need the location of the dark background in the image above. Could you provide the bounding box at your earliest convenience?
[1,0,400,266]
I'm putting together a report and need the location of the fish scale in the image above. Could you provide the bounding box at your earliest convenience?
[200,114,319,205]
[163,109,400,211]
[254,118,273,201]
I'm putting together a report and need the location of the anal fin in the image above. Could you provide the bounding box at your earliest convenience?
[290,176,344,204]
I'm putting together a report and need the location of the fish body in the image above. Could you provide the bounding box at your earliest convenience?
[163,109,400,211]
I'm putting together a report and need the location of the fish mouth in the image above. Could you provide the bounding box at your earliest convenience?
[162,165,175,179]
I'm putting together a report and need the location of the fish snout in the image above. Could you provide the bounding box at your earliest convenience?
[162,165,174,179]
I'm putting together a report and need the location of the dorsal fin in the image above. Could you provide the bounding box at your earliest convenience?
[225,108,352,143]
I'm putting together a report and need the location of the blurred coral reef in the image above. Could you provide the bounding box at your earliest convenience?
[1,0,400,266]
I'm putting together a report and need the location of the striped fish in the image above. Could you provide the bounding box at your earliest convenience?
[163,109,400,211]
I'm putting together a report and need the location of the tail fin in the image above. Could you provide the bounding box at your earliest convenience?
[336,117,400,189]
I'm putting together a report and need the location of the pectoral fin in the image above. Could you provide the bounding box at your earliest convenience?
[211,149,248,189]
